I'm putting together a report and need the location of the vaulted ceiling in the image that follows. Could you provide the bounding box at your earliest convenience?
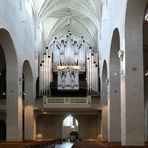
[28,0,101,48]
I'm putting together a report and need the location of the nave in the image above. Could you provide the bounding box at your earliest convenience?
[55,142,74,148]
[0,0,148,147]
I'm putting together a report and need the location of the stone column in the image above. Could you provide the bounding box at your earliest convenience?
[121,39,144,146]
[121,60,144,145]
[108,71,121,142]
[101,61,108,141]
[34,113,37,140]
[122,0,146,145]
[6,71,22,141]
[24,73,35,140]
[0,29,23,141]
[101,104,108,141]
[24,103,35,140]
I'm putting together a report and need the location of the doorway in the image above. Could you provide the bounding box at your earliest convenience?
[62,115,79,141]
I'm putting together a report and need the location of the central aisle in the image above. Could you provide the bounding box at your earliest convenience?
[55,142,74,148]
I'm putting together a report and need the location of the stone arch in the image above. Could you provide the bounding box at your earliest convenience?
[143,0,148,142]
[0,29,21,141]
[122,0,147,146]
[62,115,79,141]
[22,60,33,103]
[0,44,6,100]
[102,60,108,105]
[22,60,35,140]
[101,60,108,141]
[108,28,121,142]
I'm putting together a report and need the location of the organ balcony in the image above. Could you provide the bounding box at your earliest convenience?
[34,96,101,110]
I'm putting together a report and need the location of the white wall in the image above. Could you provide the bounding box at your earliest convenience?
[99,0,126,76]
[0,0,43,80]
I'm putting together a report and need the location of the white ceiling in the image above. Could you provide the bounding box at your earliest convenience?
[28,0,101,48]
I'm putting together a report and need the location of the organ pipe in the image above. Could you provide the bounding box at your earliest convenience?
[39,31,99,96]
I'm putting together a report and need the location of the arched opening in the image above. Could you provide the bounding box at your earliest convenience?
[0,45,6,100]
[143,0,148,142]
[123,0,147,146]
[101,60,108,141]
[99,77,101,98]
[102,61,108,105]
[62,115,79,142]
[0,119,6,140]
[36,77,39,98]
[0,29,21,141]
[22,60,35,140]
[0,43,6,141]
[108,28,121,142]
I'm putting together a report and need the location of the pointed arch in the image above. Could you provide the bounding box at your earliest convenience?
[108,28,121,142]
[22,60,35,140]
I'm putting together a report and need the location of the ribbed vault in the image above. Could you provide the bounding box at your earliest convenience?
[27,0,101,48]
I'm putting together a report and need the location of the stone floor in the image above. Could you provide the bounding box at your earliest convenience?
[0,140,148,148]
[72,140,148,148]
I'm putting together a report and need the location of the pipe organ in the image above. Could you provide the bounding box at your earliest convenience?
[86,48,99,95]
[39,31,99,96]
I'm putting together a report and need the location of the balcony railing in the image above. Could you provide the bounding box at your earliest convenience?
[41,96,101,109]
[43,96,90,104]
[0,97,101,110]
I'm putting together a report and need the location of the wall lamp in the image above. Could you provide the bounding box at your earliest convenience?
[2,92,6,96]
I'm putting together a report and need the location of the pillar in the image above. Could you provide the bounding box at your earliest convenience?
[101,104,108,141]
[24,103,35,140]
[121,39,145,146]
[6,72,22,141]
[122,0,146,145]
[23,61,35,140]
[108,78,121,142]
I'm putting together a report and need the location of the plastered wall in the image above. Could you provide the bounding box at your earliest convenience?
[36,114,101,140]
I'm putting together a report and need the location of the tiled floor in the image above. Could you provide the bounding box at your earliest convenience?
[55,142,74,148]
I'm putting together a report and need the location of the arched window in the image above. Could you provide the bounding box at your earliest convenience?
[63,115,78,127]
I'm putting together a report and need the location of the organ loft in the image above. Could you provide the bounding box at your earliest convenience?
[39,31,99,99]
